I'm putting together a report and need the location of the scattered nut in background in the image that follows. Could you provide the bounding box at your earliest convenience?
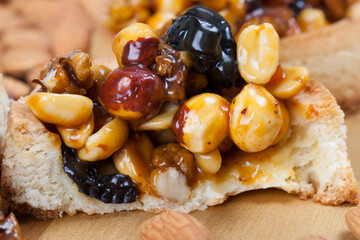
[0,0,113,99]
[140,211,211,240]
[298,236,327,240]
[346,206,360,239]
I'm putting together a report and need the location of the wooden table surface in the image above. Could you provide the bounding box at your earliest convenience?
[17,111,360,240]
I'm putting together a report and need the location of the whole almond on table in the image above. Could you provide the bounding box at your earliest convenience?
[140,211,211,240]
[46,3,92,55]
[298,236,327,240]
[0,49,50,77]
[1,27,50,51]
[0,6,23,32]
[346,206,360,239]
[10,0,68,26]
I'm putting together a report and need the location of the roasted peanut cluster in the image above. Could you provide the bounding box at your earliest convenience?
[27,6,309,204]
[106,0,358,38]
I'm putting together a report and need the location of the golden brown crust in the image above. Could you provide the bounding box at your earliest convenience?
[280,18,360,113]
[287,80,359,205]
[1,101,60,220]
[0,74,10,159]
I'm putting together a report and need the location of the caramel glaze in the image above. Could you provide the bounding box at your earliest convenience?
[88,142,273,200]
[195,147,272,186]
[122,37,160,67]
[99,66,166,117]
[92,103,113,132]
[171,105,190,144]
[0,213,23,240]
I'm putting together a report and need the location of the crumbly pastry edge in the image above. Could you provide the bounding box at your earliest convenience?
[280,18,360,113]
[0,74,10,160]
[1,80,358,220]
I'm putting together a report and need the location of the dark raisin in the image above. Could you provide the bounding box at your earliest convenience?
[289,0,306,16]
[246,0,262,13]
[62,144,138,204]
[164,5,240,90]
[153,44,189,102]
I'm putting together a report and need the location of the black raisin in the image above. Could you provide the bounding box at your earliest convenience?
[62,144,138,204]
[289,0,306,16]
[246,0,262,13]
[164,5,240,90]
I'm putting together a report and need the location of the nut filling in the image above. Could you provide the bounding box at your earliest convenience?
[27,6,310,204]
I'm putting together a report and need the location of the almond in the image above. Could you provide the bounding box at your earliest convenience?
[2,75,31,100]
[44,2,92,55]
[49,21,89,55]
[1,27,50,51]
[12,0,67,26]
[346,206,360,239]
[298,236,327,240]
[89,25,115,61]
[77,0,113,22]
[140,211,211,240]
[0,49,50,77]
[0,6,23,32]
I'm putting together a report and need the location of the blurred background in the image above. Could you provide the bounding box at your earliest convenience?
[0,0,113,99]
[0,0,359,101]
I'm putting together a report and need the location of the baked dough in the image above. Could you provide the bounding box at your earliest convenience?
[0,74,10,160]
[1,80,358,220]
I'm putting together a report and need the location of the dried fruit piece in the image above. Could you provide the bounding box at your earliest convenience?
[153,44,189,102]
[62,144,137,204]
[165,5,239,90]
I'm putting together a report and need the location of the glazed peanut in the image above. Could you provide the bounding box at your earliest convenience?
[230,84,284,152]
[172,93,230,154]
[57,114,95,149]
[27,92,93,127]
[77,118,129,161]
[237,23,280,84]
